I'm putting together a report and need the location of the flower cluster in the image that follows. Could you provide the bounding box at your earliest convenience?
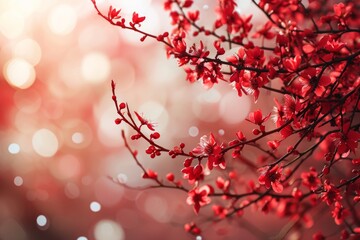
[92,0,360,239]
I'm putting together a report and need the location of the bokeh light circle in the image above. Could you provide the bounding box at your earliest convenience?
[219,92,251,124]
[48,4,77,35]
[94,220,125,240]
[90,201,101,213]
[14,176,23,186]
[77,237,88,240]
[32,128,59,158]
[8,143,20,154]
[13,38,42,66]
[81,52,111,83]
[143,195,171,223]
[36,215,48,228]
[4,58,36,89]
[188,126,199,137]
[72,132,84,144]
[0,10,25,39]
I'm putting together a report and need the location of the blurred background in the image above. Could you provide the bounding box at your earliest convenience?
[0,0,304,239]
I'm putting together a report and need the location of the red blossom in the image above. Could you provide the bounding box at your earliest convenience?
[245,47,265,67]
[212,204,228,219]
[134,111,156,131]
[94,0,360,238]
[298,68,332,97]
[214,0,252,34]
[182,0,193,8]
[267,140,280,150]
[169,11,191,32]
[240,73,268,102]
[215,176,230,192]
[321,181,342,205]
[283,55,301,72]
[166,172,175,182]
[252,21,275,39]
[301,168,321,191]
[276,199,313,228]
[213,40,225,56]
[247,109,271,126]
[331,202,349,225]
[186,185,213,214]
[187,10,199,22]
[142,169,158,180]
[333,2,352,19]
[313,232,325,240]
[331,123,360,156]
[171,36,187,56]
[303,44,315,54]
[182,164,204,182]
[131,12,146,26]
[184,222,201,235]
[282,94,302,120]
[108,6,121,21]
[324,38,345,52]
[258,165,284,193]
[192,133,225,170]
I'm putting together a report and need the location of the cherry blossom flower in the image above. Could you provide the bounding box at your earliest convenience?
[313,232,325,240]
[108,6,121,21]
[187,185,213,214]
[258,165,284,193]
[192,133,225,170]
[331,202,349,225]
[131,12,146,27]
[301,168,321,191]
[331,123,360,156]
[283,55,301,72]
[142,169,158,180]
[252,21,275,39]
[247,109,271,126]
[212,204,228,219]
[320,181,342,206]
[134,111,156,131]
[94,0,360,238]
[298,68,332,97]
[184,222,201,235]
